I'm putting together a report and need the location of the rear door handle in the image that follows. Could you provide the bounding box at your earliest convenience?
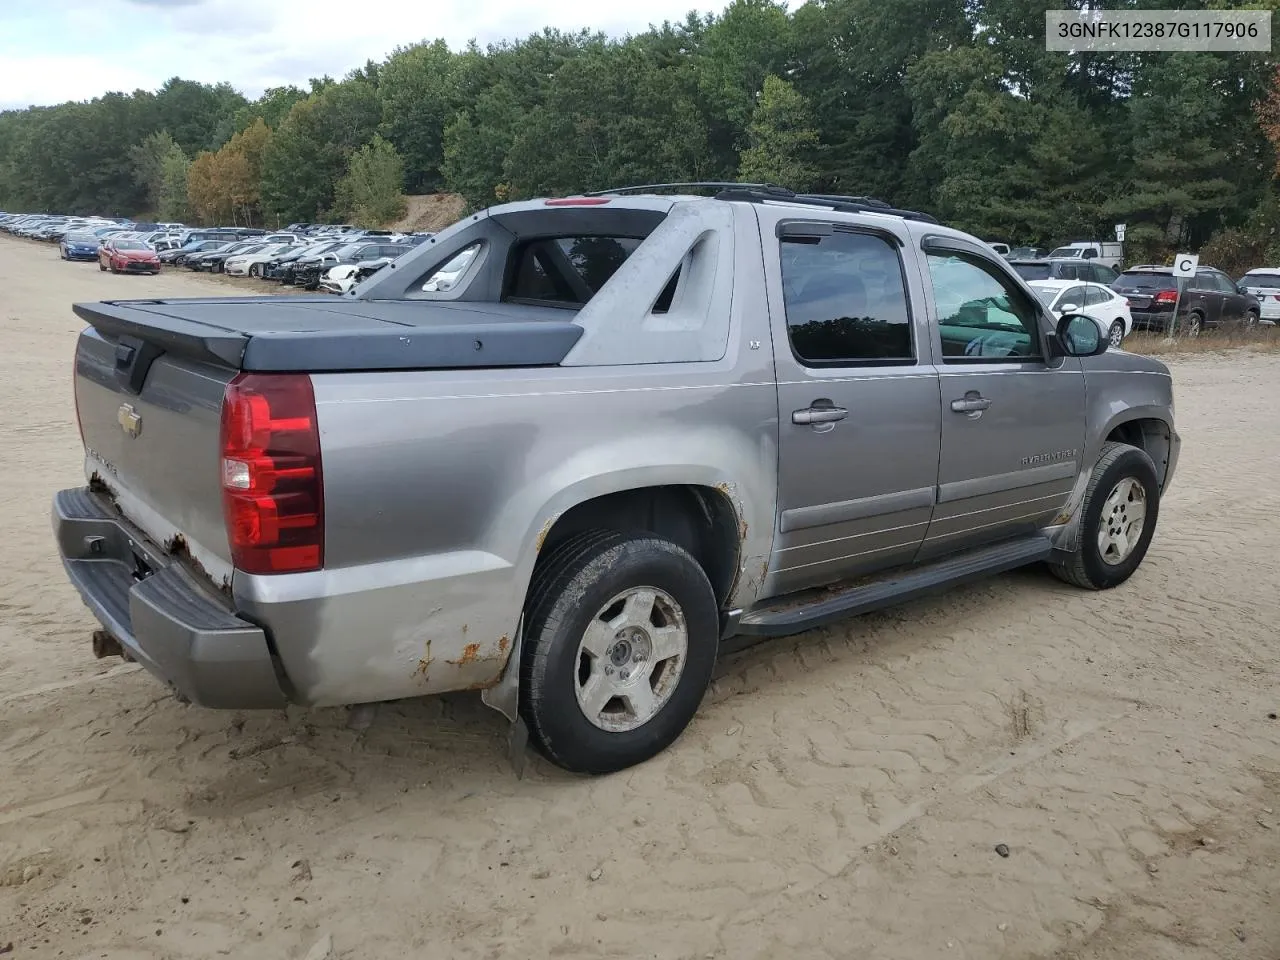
[950,395,992,413]
[792,405,849,425]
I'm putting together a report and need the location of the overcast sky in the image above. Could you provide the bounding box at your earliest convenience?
[0,0,723,111]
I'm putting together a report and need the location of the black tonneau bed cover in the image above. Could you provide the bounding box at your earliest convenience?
[72,297,584,372]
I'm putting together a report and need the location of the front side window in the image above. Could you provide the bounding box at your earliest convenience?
[926,252,1044,361]
[1059,285,1089,310]
[779,230,914,364]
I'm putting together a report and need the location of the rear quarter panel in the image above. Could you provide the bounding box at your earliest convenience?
[236,208,781,707]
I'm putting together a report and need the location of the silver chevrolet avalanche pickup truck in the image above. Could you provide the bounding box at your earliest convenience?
[53,184,1179,774]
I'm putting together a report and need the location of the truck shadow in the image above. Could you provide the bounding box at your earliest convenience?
[170,566,1065,816]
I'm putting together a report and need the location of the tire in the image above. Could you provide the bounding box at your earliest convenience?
[1180,312,1202,337]
[1108,320,1125,348]
[250,264,260,278]
[109,263,119,274]
[519,531,719,774]
[1246,309,1260,328]
[1050,442,1160,591]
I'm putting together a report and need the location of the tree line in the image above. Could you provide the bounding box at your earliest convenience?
[2,0,1279,265]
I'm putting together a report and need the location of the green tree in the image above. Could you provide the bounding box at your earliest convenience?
[737,74,818,189]
[336,135,407,226]
[378,40,461,192]
[158,145,190,221]
[129,130,183,213]
[260,80,382,222]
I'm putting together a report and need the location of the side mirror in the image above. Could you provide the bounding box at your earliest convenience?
[1058,302,1080,314]
[1056,313,1107,357]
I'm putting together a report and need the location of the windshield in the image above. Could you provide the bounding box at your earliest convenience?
[66,233,97,243]
[1244,272,1280,288]
[1012,263,1051,281]
[1048,247,1080,258]
[114,239,147,250]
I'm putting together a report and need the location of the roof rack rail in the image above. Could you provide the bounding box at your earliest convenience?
[713,186,939,224]
[581,181,939,223]
[584,181,790,197]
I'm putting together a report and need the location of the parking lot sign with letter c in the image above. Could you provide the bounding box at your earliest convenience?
[1173,253,1199,278]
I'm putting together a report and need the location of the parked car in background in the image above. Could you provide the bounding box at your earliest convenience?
[1112,265,1260,335]
[1047,241,1124,271]
[193,241,266,273]
[1009,246,1045,260]
[1029,279,1133,348]
[98,236,161,275]
[1009,258,1119,285]
[223,242,299,277]
[1235,268,1280,324]
[160,240,228,265]
[60,231,103,262]
[987,241,1011,257]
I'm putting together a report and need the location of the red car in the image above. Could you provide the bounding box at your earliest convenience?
[98,237,161,275]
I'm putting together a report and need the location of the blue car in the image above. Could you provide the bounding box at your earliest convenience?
[61,231,102,262]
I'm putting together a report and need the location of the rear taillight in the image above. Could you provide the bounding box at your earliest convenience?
[1153,290,1178,305]
[219,373,324,574]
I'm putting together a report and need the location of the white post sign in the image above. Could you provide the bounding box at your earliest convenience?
[1114,223,1126,242]
[1169,253,1198,338]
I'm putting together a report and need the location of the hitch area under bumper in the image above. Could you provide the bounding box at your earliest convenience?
[52,487,288,709]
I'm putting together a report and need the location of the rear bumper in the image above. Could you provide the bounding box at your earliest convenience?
[52,487,288,709]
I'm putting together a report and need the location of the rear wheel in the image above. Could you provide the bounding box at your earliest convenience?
[1108,320,1125,348]
[1180,312,1203,337]
[1050,442,1160,591]
[520,531,719,774]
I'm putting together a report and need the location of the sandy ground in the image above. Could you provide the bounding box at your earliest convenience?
[2,235,1279,960]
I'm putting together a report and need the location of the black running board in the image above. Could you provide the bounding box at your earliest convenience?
[734,535,1053,639]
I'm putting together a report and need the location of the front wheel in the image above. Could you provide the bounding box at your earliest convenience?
[1050,442,1160,591]
[1108,320,1125,348]
[249,264,260,278]
[1180,312,1202,338]
[519,532,719,774]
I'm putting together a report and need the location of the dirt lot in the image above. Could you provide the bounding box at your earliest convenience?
[2,235,1279,960]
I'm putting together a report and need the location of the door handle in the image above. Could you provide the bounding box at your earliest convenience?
[792,404,849,425]
[950,395,992,414]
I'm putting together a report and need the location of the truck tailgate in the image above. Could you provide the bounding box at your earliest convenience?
[75,324,237,585]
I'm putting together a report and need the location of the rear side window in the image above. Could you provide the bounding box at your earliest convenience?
[779,230,914,365]
[507,236,641,305]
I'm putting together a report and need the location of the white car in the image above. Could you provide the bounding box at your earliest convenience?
[1237,268,1280,323]
[224,243,300,277]
[1029,279,1133,348]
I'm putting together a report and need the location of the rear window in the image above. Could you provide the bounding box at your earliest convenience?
[506,236,642,306]
[1117,272,1174,290]
[1012,263,1051,281]
[1244,272,1280,288]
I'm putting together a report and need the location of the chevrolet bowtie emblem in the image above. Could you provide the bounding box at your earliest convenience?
[117,403,142,438]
